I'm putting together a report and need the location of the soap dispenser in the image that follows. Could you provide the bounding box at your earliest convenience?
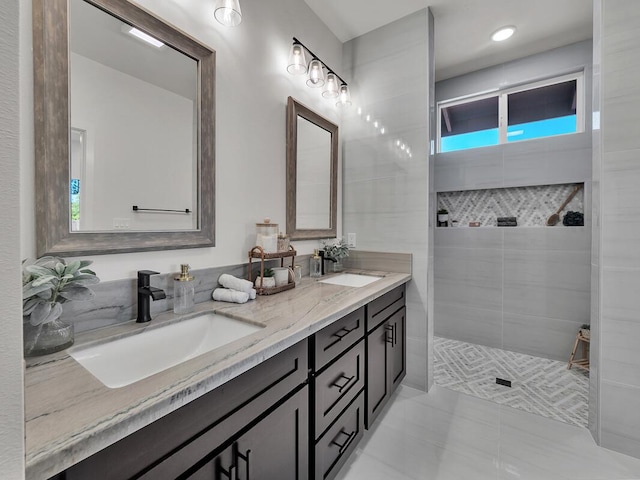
[310,249,322,278]
[174,264,195,314]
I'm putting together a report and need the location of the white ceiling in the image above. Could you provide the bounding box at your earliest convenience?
[303,0,593,81]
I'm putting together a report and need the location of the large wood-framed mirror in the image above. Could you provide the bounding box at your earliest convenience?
[286,97,338,240]
[33,0,215,256]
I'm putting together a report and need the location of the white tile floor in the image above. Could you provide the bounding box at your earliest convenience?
[335,385,640,480]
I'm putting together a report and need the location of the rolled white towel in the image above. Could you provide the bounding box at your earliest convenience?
[249,288,257,300]
[218,274,254,294]
[212,288,250,304]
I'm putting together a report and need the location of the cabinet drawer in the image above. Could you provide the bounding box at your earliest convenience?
[367,284,405,332]
[313,307,365,371]
[314,391,364,480]
[314,339,365,438]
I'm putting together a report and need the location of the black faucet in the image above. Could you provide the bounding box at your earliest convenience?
[319,250,336,276]
[136,270,166,323]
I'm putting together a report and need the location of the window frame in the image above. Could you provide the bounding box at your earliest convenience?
[437,71,585,153]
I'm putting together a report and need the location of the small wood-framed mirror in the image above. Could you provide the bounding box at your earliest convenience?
[286,97,338,240]
[33,0,215,256]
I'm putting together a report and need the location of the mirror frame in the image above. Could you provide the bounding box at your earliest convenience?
[33,0,215,256]
[286,97,338,240]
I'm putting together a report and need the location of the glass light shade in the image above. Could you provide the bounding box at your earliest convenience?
[306,59,325,88]
[287,43,308,75]
[322,73,339,98]
[336,84,352,107]
[214,0,242,27]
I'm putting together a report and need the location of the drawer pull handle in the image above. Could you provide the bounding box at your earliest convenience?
[331,374,355,393]
[331,428,357,455]
[332,323,359,341]
[385,324,394,344]
[218,463,236,479]
[236,447,251,480]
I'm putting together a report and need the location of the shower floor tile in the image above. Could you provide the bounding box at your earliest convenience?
[434,336,589,427]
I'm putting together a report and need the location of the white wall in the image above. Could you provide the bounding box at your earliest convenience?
[342,10,434,390]
[1,0,25,476]
[71,53,195,231]
[21,0,344,281]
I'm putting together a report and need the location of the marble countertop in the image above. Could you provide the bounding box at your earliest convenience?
[25,269,411,479]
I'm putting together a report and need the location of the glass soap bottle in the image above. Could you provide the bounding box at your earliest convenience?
[174,264,195,314]
[310,249,322,278]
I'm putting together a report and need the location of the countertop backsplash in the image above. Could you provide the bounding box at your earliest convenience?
[61,256,311,334]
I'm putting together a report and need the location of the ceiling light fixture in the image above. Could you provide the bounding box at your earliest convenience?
[491,25,516,42]
[214,0,242,27]
[287,37,351,108]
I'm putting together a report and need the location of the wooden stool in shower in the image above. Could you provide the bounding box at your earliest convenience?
[568,330,590,371]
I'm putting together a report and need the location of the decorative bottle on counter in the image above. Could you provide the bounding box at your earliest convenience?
[174,264,195,314]
[310,249,322,278]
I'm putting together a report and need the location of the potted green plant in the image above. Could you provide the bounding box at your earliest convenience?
[254,267,276,289]
[22,256,100,356]
[322,239,350,272]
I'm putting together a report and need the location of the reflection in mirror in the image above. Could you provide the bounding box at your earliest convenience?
[69,0,198,232]
[296,116,331,229]
[33,0,215,256]
[286,97,338,240]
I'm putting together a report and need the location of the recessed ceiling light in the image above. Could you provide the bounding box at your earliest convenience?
[491,26,516,42]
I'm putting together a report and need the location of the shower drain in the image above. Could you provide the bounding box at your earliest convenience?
[496,377,512,387]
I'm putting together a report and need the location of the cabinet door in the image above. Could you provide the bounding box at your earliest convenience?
[389,307,406,389]
[365,307,406,429]
[234,385,308,480]
[366,318,391,428]
[188,386,308,480]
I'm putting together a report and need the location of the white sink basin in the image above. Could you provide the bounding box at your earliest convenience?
[319,273,382,288]
[69,313,264,388]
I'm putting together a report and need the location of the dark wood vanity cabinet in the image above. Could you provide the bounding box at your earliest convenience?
[55,282,408,480]
[365,286,406,428]
[62,340,309,480]
[310,307,366,480]
[187,387,308,480]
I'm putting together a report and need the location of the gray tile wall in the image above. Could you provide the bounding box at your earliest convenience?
[433,42,593,362]
[596,0,640,458]
[434,227,591,361]
[342,9,434,390]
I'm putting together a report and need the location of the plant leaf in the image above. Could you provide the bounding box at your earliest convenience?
[71,274,100,286]
[23,298,43,316]
[29,302,51,326]
[31,275,56,287]
[23,282,52,299]
[58,285,95,301]
[64,261,81,275]
[55,262,66,275]
[25,265,55,277]
[79,268,97,276]
[79,260,93,269]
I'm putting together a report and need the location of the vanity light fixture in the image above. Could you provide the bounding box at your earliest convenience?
[322,73,339,98]
[214,0,242,27]
[306,59,325,88]
[287,42,308,75]
[122,25,165,48]
[287,37,351,108]
[491,25,516,42]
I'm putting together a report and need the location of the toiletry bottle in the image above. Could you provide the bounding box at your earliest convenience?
[310,249,322,278]
[174,264,195,314]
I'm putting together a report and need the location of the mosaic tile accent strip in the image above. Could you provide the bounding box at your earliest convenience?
[438,183,584,227]
[434,336,589,427]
